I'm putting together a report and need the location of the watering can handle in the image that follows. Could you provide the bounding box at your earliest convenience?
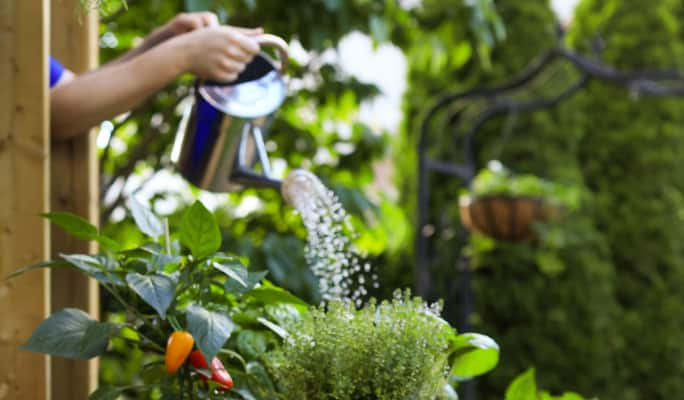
[255,34,289,74]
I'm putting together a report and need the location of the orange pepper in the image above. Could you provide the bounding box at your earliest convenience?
[165,331,195,374]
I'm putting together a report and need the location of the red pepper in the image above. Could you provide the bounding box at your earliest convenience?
[189,349,234,390]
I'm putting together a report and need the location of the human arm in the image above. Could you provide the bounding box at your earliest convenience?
[111,12,219,64]
[50,25,261,140]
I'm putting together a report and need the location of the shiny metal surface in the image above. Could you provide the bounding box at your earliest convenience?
[172,34,289,193]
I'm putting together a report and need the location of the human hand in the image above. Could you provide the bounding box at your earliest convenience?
[146,12,220,48]
[176,25,263,82]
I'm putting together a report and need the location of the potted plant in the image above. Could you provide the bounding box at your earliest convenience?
[11,199,302,399]
[264,290,500,400]
[459,161,579,241]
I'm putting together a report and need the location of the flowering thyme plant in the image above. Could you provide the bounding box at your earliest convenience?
[265,290,499,400]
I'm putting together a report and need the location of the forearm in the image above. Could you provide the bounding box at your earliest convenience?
[110,26,174,64]
[50,38,188,140]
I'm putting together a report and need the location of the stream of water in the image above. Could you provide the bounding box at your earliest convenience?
[282,169,378,305]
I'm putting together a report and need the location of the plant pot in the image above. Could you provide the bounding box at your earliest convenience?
[459,195,558,241]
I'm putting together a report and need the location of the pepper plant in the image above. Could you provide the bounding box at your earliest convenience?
[11,199,303,399]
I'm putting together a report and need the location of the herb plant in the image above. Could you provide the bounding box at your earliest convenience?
[465,160,581,210]
[12,199,302,399]
[265,290,499,400]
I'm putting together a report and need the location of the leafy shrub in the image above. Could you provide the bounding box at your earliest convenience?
[265,290,499,400]
[14,199,303,399]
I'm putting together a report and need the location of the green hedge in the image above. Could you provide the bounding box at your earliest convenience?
[399,0,684,398]
[568,1,684,398]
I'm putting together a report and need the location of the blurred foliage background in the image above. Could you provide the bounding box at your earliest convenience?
[88,0,684,399]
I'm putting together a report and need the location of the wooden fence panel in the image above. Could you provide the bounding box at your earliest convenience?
[50,1,100,399]
[0,0,51,399]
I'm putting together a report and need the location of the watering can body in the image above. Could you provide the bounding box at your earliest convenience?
[172,34,289,192]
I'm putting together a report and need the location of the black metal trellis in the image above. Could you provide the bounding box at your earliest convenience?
[415,42,684,400]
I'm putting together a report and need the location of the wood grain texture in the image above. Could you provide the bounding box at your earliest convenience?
[0,0,51,399]
[50,1,100,399]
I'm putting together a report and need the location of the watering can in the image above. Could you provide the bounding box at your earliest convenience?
[171,33,289,193]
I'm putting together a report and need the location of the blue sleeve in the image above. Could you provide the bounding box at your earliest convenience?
[49,57,65,88]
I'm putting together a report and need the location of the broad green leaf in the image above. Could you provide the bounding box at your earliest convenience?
[244,285,308,310]
[43,212,98,241]
[213,261,248,287]
[236,330,271,359]
[257,317,289,339]
[450,333,500,380]
[146,254,183,273]
[21,308,119,359]
[7,260,69,280]
[127,197,164,238]
[180,201,221,259]
[61,253,125,286]
[125,273,175,318]
[506,368,538,400]
[225,270,268,296]
[43,212,120,251]
[186,304,235,362]
[89,386,124,400]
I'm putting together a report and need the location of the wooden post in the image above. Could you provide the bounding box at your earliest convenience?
[50,1,100,399]
[0,0,51,399]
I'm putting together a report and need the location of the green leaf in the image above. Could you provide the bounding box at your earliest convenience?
[225,270,268,296]
[7,260,70,280]
[213,261,248,287]
[125,273,175,318]
[450,333,500,380]
[180,201,221,259]
[43,212,120,251]
[21,308,119,359]
[127,197,164,238]
[243,285,308,310]
[536,251,566,276]
[506,368,538,400]
[145,254,183,273]
[257,317,289,339]
[89,386,124,400]
[186,304,235,362]
[61,254,125,286]
[41,212,120,251]
[43,212,98,241]
[236,330,270,359]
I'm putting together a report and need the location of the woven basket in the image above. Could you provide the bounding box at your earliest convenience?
[459,195,558,241]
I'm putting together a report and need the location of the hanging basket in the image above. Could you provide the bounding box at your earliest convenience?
[459,195,558,241]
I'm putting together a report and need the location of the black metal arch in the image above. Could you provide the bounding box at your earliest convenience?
[415,44,684,330]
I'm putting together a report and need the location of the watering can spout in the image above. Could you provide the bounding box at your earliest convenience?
[230,168,282,191]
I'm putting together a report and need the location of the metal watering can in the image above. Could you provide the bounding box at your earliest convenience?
[172,33,289,192]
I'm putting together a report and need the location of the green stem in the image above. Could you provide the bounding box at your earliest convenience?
[102,283,166,339]
[188,363,197,400]
[178,367,185,400]
[136,330,166,353]
[168,314,183,331]
[164,218,171,255]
